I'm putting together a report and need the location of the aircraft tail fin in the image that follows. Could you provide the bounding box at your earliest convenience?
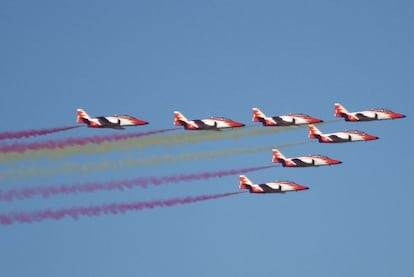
[272,148,287,163]
[239,175,254,190]
[77,109,91,124]
[252,108,267,122]
[174,111,189,126]
[308,124,322,139]
[334,103,349,118]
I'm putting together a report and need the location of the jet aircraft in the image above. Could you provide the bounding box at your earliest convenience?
[308,124,379,143]
[252,107,323,126]
[334,103,406,122]
[76,109,148,130]
[174,111,245,130]
[239,175,309,193]
[272,148,342,167]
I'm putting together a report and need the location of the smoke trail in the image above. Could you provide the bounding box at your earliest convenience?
[0,126,292,154]
[0,125,81,141]
[0,166,273,201]
[0,128,176,154]
[0,122,335,163]
[0,191,244,225]
[0,126,300,164]
[0,141,311,181]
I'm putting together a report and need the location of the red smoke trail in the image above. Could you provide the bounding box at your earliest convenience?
[0,128,175,154]
[0,126,81,141]
[0,166,273,201]
[0,191,244,225]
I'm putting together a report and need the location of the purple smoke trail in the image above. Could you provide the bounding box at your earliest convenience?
[0,128,175,154]
[0,126,81,141]
[0,166,274,201]
[0,191,244,225]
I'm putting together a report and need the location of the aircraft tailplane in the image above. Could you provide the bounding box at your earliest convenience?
[77,109,91,124]
[272,148,287,163]
[308,124,322,139]
[252,108,267,122]
[174,111,189,126]
[239,175,254,190]
[334,103,349,118]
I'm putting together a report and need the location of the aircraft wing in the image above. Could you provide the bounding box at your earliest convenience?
[291,158,313,167]
[258,184,283,193]
[355,113,376,121]
[193,119,221,130]
[328,134,349,142]
[271,116,294,126]
[97,117,125,129]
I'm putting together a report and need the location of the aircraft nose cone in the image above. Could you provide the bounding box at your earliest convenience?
[136,120,149,125]
[367,135,379,140]
[295,185,309,191]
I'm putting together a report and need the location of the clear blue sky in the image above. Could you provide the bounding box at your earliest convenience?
[1,1,413,276]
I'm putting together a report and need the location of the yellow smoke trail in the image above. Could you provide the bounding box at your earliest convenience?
[0,141,312,182]
[0,125,301,164]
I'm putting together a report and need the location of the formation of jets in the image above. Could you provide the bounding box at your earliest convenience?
[243,103,404,194]
[76,103,405,195]
[77,103,405,132]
